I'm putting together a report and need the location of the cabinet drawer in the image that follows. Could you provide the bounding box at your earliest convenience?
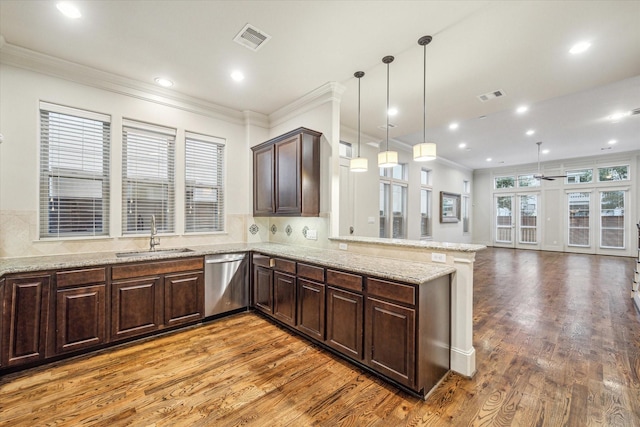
[327,269,362,292]
[253,254,271,268]
[297,263,324,282]
[274,258,296,274]
[112,257,203,280]
[367,278,415,306]
[57,268,106,288]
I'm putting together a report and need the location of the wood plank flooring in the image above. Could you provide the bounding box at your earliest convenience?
[1,248,639,426]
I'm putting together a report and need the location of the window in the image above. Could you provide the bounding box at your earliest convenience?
[598,165,629,182]
[568,192,590,246]
[339,141,353,158]
[566,169,593,184]
[185,132,225,233]
[380,164,407,238]
[517,174,540,187]
[122,119,176,234]
[600,190,625,248]
[39,102,110,238]
[420,168,432,239]
[495,176,515,189]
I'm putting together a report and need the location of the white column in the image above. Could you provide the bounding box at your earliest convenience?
[450,254,476,377]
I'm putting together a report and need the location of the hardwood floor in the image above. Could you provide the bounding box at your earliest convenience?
[1,248,638,426]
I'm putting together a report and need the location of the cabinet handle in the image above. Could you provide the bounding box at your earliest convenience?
[269,258,276,268]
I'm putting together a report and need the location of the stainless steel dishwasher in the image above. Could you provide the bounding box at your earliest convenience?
[204,253,248,318]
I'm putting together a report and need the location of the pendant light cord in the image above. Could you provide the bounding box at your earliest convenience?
[423,42,426,143]
[358,74,361,157]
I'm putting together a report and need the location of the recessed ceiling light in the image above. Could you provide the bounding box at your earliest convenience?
[486,157,492,162]
[388,107,398,116]
[458,142,466,149]
[526,129,535,136]
[56,2,81,19]
[608,139,617,145]
[608,111,631,122]
[154,77,174,88]
[542,149,549,154]
[449,122,459,130]
[230,70,245,82]
[516,105,528,114]
[569,41,591,55]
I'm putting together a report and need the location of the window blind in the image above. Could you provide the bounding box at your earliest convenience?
[122,119,176,234]
[185,132,225,232]
[39,102,111,238]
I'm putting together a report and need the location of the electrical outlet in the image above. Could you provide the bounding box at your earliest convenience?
[431,252,446,263]
[306,229,317,240]
[338,243,348,250]
[368,217,375,224]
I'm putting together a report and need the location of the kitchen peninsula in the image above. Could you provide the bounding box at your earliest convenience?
[0,242,460,398]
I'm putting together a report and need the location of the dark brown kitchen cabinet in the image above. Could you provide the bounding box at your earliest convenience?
[164,271,204,328]
[365,297,416,387]
[326,286,363,360]
[253,264,273,314]
[1,274,51,367]
[252,127,322,217]
[111,276,163,341]
[273,271,296,327]
[0,278,3,368]
[296,277,325,340]
[55,267,107,355]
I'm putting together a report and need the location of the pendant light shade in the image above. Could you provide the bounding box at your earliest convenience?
[378,55,398,168]
[350,71,368,172]
[414,35,436,162]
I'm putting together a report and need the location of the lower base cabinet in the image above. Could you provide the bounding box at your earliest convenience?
[273,272,296,327]
[164,271,204,327]
[1,275,50,367]
[296,278,325,340]
[111,277,163,341]
[56,284,107,354]
[365,297,415,387]
[326,286,363,360]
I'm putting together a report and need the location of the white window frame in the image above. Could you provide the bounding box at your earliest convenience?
[122,119,176,235]
[185,132,225,233]
[420,168,433,239]
[379,164,408,239]
[39,102,111,239]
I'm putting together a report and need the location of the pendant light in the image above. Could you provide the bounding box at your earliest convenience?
[378,55,398,168]
[350,71,368,172]
[413,35,437,161]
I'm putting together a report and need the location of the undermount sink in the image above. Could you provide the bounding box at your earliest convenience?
[115,248,194,258]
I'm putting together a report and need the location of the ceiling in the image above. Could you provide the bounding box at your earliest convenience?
[1,0,639,170]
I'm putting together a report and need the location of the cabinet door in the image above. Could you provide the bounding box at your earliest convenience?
[164,271,204,327]
[253,144,275,216]
[274,135,301,214]
[111,277,162,341]
[273,272,296,326]
[296,278,325,341]
[365,297,416,387]
[326,286,363,360]
[56,284,107,354]
[2,275,50,367]
[253,265,273,314]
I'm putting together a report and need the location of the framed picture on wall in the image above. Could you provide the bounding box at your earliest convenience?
[440,192,461,223]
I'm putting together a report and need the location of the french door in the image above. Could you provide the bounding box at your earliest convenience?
[494,193,540,249]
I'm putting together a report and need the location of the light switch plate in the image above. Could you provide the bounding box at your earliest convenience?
[338,243,348,250]
[306,229,317,240]
[367,217,375,224]
[431,252,446,263]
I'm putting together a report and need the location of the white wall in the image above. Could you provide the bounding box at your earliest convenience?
[0,63,252,257]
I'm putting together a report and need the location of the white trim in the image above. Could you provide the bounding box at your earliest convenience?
[185,131,226,145]
[39,101,111,123]
[122,118,176,136]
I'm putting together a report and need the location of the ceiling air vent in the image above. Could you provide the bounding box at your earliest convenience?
[233,24,271,52]
[477,90,506,102]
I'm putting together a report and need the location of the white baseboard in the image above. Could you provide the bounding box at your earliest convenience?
[450,346,476,378]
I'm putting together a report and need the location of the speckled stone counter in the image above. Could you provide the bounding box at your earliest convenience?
[329,236,486,252]
[0,242,454,285]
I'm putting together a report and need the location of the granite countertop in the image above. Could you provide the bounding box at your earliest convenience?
[330,236,486,252]
[0,242,454,286]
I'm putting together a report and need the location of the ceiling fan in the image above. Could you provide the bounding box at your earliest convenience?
[533,141,567,181]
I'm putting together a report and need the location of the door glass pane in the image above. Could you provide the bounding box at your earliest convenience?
[519,195,537,244]
[496,196,512,243]
[420,189,432,238]
[568,192,590,246]
[600,191,625,248]
[379,182,389,238]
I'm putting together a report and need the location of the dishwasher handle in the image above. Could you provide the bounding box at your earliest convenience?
[205,254,246,264]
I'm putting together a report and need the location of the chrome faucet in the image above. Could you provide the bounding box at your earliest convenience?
[150,214,160,251]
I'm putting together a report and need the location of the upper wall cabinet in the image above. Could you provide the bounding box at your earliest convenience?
[252,127,322,217]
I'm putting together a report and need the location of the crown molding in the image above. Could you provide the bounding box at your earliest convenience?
[0,41,247,125]
[269,81,346,127]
